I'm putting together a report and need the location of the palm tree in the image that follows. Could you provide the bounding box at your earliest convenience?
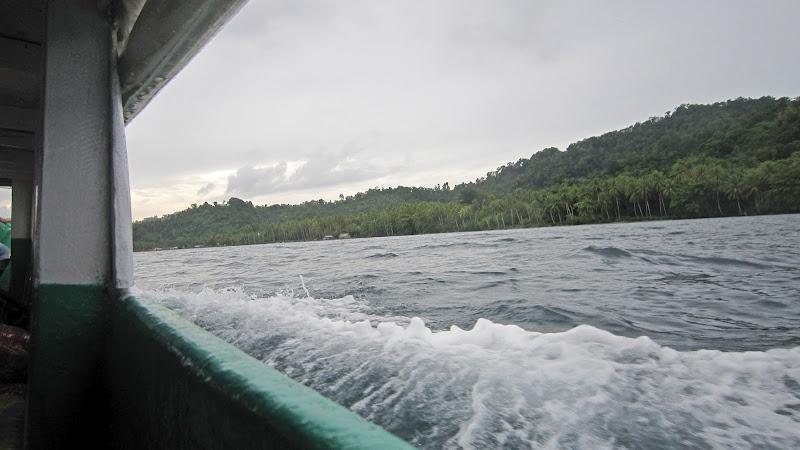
[743,166,767,213]
[722,168,747,215]
[648,170,668,215]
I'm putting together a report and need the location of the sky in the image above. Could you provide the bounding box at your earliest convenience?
[124,0,800,220]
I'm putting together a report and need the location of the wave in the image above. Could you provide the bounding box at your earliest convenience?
[583,246,633,258]
[138,286,800,449]
[368,252,400,259]
[474,302,579,327]
[494,237,517,243]
[679,254,772,269]
[584,246,777,271]
[409,241,496,251]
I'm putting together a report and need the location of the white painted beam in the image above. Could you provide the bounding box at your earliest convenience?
[110,66,134,288]
[35,0,133,288]
[37,2,114,285]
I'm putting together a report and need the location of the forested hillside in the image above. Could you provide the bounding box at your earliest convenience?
[133,97,800,250]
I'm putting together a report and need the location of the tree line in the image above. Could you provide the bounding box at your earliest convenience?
[133,96,800,250]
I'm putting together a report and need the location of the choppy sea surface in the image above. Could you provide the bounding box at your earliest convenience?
[135,214,800,449]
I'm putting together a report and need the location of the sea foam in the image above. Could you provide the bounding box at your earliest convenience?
[138,286,800,449]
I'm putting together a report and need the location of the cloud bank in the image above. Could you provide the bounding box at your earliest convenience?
[124,0,800,219]
[226,150,386,197]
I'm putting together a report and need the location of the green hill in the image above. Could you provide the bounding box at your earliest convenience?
[133,96,800,250]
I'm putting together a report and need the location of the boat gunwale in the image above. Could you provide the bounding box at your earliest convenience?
[113,291,413,449]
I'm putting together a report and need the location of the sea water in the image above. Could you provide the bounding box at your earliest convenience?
[135,214,800,449]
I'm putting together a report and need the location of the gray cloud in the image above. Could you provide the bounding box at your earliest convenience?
[226,150,386,198]
[196,182,215,196]
[125,0,800,218]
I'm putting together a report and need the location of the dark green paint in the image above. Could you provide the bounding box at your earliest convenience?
[26,285,411,448]
[27,284,110,449]
[109,292,413,449]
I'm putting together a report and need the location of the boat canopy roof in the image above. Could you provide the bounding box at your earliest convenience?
[0,0,247,145]
[116,0,247,123]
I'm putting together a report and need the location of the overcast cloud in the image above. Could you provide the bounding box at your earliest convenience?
[125,0,800,219]
[226,146,388,197]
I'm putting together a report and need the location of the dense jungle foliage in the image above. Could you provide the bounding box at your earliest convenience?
[133,97,800,251]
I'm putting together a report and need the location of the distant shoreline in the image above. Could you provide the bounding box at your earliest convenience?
[133,212,797,252]
[133,97,800,252]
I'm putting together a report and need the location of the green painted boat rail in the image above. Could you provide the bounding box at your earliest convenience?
[109,291,413,449]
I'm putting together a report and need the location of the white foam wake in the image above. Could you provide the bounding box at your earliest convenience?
[137,286,800,449]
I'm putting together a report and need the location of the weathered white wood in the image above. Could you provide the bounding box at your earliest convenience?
[0,36,42,73]
[0,129,34,150]
[0,66,42,109]
[0,105,36,132]
[0,0,45,44]
[0,149,33,180]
